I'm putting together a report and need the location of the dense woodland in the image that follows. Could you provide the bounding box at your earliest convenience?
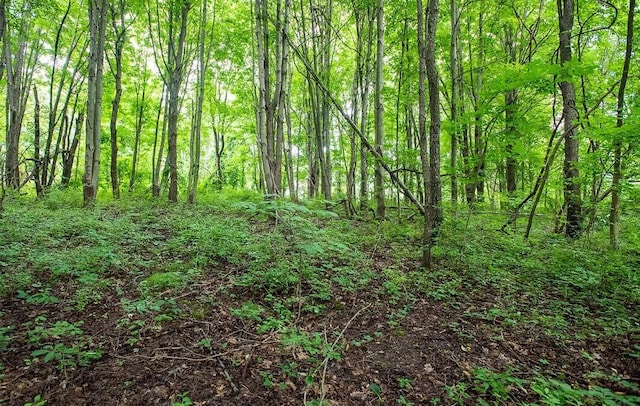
[1,0,639,405]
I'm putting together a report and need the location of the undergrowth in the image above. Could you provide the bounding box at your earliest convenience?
[0,191,638,404]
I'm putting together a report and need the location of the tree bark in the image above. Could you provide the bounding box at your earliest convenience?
[108,0,128,200]
[610,0,635,248]
[423,0,442,267]
[374,0,385,219]
[83,0,108,206]
[557,0,582,238]
[188,0,209,204]
[449,0,460,204]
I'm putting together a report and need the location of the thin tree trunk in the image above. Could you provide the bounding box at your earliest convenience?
[374,0,385,219]
[449,0,460,204]
[610,0,634,248]
[167,2,190,203]
[83,0,108,206]
[62,111,83,187]
[557,0,581,238]
[33,86,44,197]
[129,72,146,192]
[423,0,442,267]
[188,0,209,204]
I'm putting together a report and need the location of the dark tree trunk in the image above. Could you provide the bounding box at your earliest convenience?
[557,0,582,238]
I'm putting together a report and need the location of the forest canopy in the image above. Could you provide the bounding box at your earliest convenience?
[0,0,639,250]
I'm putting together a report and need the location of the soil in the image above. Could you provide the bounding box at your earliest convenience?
[1,257,638,406]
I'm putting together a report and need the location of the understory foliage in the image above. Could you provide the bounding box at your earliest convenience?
[0,190,638,404]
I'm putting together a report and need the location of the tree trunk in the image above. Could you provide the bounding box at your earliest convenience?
[449,0,460,204]
[610,0,635,248]
[108,0,128,200]
[167,2,190,203]
[33,86,44,197]
[188,0,209,204]
[83,0,108,206]
[374,0,385,219]
[62,111,83,187]
[557,0,582,238]
[129,72,146,192]
[423,0,442,267]
[4,5,39,189]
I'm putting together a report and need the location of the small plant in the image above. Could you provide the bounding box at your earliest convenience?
[398,377,412,390]
[260,371,275,388]
[24,394,47,406]
[197,337,213,350]
[0,325,14,351]
[171,391,193,406]
[17,285,59,305]
[231,301,265,322]
[369,382,383,400]
[446,382,470,405]
[31,343,102,369]
[140,271,186,293]
[531,376,640,405]
[396,396,413,406]
[472,368,526,403]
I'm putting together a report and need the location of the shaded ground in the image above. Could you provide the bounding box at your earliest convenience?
[1,201,639,405]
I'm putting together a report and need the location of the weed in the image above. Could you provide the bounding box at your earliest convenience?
[171,391,193,406]
[23,394,47,406]
[369,382,383,400]
[472,368,526,404]
[140,271,187,293]
[31,343,102,369]
[0,325,13,351]
[260,371,275,388]
[17,285,59,305]
[531,376,640,405]
[197,337,213,350]
[231,301,265,322]
[446,382,470,405]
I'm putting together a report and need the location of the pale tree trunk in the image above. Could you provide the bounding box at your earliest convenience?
[557,0,581,238]
[3,3,40,189]
[255,0,289,198]
[83,0,108,206]
[129,65,147,192]
[347,1,374,215]
[167,2,190,203]
[108,0,129,200]
[152,87,167,197]
[0,0,5,82]
[373,0,385,219]
[473,5,485,200]
[33,86,44,197]
[449,0,460,204]
[188,0,210,204]
[610,0,635,248]
[61,111,83,187]
[297,0,332,200]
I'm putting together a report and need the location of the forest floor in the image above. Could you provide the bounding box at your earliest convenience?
[1,192,639,405]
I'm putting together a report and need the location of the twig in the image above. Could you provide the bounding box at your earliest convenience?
[306,303,373,404]
[218,358,239,393]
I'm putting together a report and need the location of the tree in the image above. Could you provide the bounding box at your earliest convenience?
[187,0,213,204]
[255,0,290,197]
[557,0,581,238]
[107,0,134,199]
[418,0,442,267]
[374,0,385,219]
[610,0,635,248]
[148,0,192,203]
[3,1,41,189]
[83,0,108,206]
